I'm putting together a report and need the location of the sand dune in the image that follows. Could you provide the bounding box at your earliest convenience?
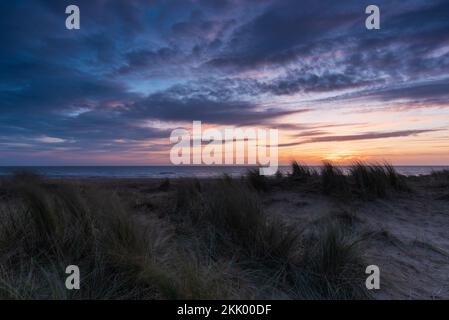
[0,165,448,299]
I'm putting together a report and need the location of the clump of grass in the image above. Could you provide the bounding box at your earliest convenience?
[292,222,370,299]
[275,170,284,180]
[246,169,268,192]
[350,162,388,199]
[172,178,371,299]
[431,169,449,178]
[171,178,302,297]
[290,161,316,181]
[384,163,408,191]
[188,179,299,265]
[174,178,204,222]
[319,161,408,200]
[430,169,449,188]
[349,162,408,199]
[321,162,350,199]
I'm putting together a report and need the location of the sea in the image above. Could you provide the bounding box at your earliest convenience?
[0,166,448,179]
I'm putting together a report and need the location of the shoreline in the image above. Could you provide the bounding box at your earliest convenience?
[1,164,449,180]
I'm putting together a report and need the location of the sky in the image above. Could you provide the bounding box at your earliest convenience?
[1,0,448,166]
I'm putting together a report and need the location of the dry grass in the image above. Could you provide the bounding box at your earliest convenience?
[290,161,317,181]
[349,161,408,199]
[0,172,371,299]
[246,169,269,192]
[319,161,409,200]
[0,174,231,299]
[297,222,369,299]
[321,162,350,199]
[430,169,449,188]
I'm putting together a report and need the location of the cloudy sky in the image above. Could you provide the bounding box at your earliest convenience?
[1,0,448,165]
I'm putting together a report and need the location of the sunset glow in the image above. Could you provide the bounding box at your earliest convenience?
[1,0,448,166]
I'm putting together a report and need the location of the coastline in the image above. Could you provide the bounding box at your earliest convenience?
[1,166,448,299]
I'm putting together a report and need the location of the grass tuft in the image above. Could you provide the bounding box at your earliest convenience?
[246,169,269,192]
[294,222,370,299]
[290,161,316,181]
[321,162,350,199]
[349,161,408,199]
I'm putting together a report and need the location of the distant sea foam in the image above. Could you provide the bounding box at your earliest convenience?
[0,166,448,178]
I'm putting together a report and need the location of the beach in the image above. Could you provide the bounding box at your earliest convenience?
[0,164,448,299]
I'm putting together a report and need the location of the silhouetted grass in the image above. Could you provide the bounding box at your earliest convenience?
[431,169,449,178]
[349,161,409,199]
[290,161,316,181]
[318,161,408,200]
[430,169,449,188]
[321,162,351,199]
[246,169,268,192]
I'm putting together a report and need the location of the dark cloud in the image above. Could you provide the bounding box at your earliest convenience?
[279,129,439,147]
[205,0,361,70]
[205,0,449,96]
[132,86,309,125]
[118,47,182,75]
[364,78,449,102]
[317,78,449,107]
[261,71,384,96]
[309,129,439,143]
